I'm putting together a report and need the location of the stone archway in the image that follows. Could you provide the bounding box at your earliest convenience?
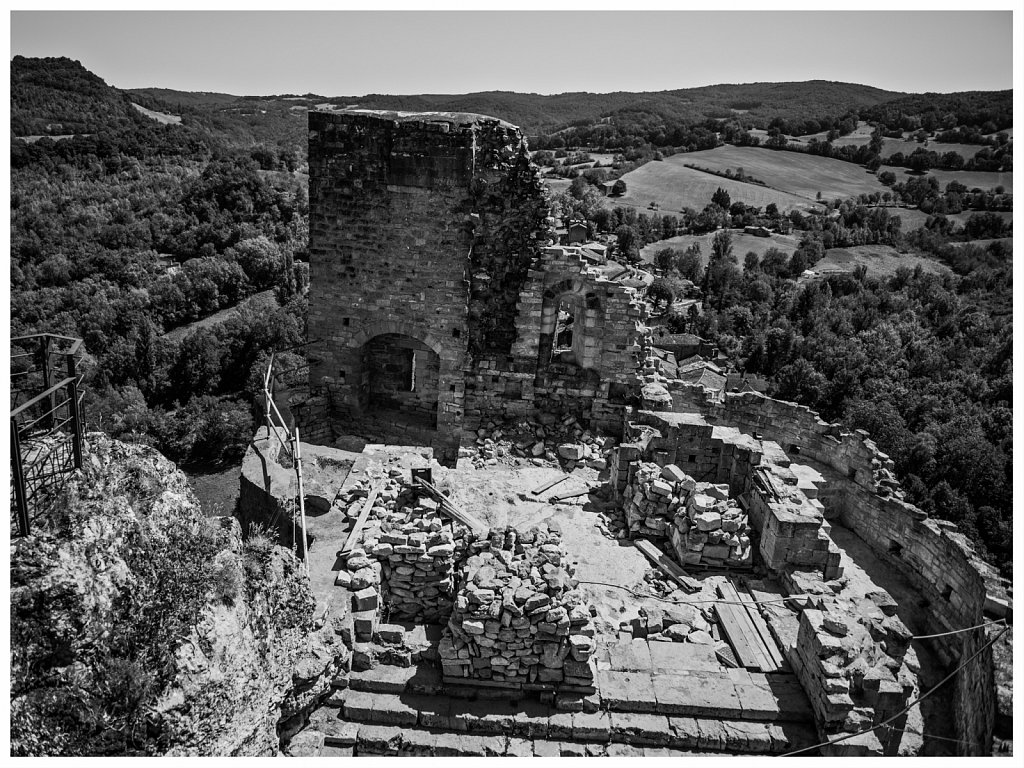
[359,333,441,430]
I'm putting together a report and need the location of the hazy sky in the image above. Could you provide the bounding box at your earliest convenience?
[9,10,1015,96]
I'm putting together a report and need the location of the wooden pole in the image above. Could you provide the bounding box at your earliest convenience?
[294,427,308,574]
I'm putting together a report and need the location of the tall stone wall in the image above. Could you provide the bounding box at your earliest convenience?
[307,110,525,458]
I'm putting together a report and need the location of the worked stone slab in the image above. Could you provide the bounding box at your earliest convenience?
[597,669,658,713]
[652,672,743,718]
[609,711,673,745]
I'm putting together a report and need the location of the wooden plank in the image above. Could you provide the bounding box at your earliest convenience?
[714,601,765,670]
[532,474,568,496]
[415,479,488,533]
[549,489,589,503]
[716,583,774,672]
[342,482,382,555]
[737,586,785,670]
[633,539,701,593]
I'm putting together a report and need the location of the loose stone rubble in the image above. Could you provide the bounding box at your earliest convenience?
[441,524,597,691]
[462,414,612,471]
[623,462,753,568]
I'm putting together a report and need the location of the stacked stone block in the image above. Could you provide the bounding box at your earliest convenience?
[620,462,753,567]
[365,496,467,623]
[440,524,597,691]
[790,607,915,755]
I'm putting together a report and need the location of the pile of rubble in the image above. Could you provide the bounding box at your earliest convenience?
[367,495,470,623]
[440,523,598,690]
[461,414,612,471]
[620,599,720,644]
[622,463,753,568]
[334,472,472,629]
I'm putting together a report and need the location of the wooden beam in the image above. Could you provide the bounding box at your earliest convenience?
[532,474,569,496]
[342,482,383,555]
[715,582,775,672]
[549,489,590,503]
[415,478,488,534]
[737,585,785,670]
[633,539,701,593]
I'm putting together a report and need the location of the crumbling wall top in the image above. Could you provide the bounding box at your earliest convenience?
[311,107,517,132]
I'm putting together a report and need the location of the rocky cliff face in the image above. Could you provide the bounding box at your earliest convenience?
[10,433,345,756]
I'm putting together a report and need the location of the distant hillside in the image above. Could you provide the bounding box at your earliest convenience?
[10,56,141,136]
[261,80,904,136]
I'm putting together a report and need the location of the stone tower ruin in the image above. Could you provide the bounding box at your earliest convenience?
[307,109,651,461]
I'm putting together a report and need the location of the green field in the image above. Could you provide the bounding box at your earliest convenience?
[640,229,802,267]
[880,165,1012,192]
[795,121,987,160]
[679,145,889,202]
[613,155,819,215]
[807,244,949,280]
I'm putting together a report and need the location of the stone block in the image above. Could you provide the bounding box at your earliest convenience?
[609,711,673,745]
[352,587,379,612]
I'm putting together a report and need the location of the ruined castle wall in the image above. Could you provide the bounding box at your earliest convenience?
[307,111,480,454]
[463,247,650,436]
[644,389,1003,753]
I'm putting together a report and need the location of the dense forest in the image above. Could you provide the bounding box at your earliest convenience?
[11,57,309,469]
[10,56,1012,575]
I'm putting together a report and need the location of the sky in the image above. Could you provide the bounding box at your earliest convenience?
[7,8,1017,98]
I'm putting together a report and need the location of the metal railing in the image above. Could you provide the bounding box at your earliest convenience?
[264,353,308,572]
[10,334,86,537]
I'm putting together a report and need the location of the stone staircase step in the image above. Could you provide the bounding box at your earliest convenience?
[325,689,816,755]
[349,664,443,696]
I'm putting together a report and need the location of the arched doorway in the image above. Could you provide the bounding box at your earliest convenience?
[359,333,440,430]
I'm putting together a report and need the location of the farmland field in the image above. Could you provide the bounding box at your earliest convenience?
[678,146,888,201]
[640,229,801,267]
[949,237,1013,251]
[880,165,1012,192]
[807,244,949,280]
[612,156,819,214]
[795,121,987,159]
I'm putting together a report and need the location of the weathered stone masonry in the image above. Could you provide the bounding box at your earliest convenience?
[307,109,650,460]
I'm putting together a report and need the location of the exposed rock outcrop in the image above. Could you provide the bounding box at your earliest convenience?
[10,433,345,756]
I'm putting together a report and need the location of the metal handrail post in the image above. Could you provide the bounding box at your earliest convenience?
[294,427,308,573]
[68,376,84,470]
[11,420,30,537]
[40,336,55,430]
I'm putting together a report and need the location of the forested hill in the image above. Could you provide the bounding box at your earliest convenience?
[278,80,904,134]
[11,55,144,135]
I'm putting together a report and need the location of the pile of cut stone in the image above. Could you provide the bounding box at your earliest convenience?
[335,471,473,629]
[461,414,612,471]
[622,462,753,568]
[439,523,598,691]
[366,495,471,623]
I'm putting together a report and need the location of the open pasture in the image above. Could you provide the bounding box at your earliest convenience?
[680,145,887,202]
[613,155,819,214]
[808,244,949,281]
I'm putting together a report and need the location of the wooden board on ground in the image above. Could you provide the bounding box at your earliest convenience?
[532,474,568,496]
[342,482,383,555]
[714,582,778,672]
[735,584,786,670]
[549,489,590,503]
[633,538,701,593]
[416,478,489,534]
